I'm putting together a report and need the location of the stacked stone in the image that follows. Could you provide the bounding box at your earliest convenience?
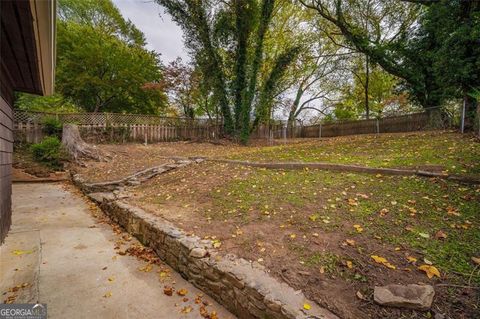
[86,193,338,319]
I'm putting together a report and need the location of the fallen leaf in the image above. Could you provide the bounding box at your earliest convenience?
[346,261,353,269]
[356,291,367,301]
[418,265,441,278]
[4,295,17,304]
[472,257,480,265]
[199,305,209,317]
[163,286,173,296]
[371,255,396,269]
[177,288,188,296]
[303,303,311,310]
[108,276,115,282]
[345,239,356,246]
[212,239,222,248]
[353,224,363,233]
[406,256,417,263]
[418,232,430,239]
[447,206,461,216]
[11,250,33,256]
[379,208,389,217]
[103,292,112,298]
[347,198,358,206]
[138,263,153,272]
[435,230,448,240]
[181,306,192,314]
[423,258,433,265]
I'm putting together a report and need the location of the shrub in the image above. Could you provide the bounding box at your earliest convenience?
[41,116,63,137]
[30,136,64,168]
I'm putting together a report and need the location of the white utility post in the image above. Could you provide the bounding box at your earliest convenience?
[460,100,466,134]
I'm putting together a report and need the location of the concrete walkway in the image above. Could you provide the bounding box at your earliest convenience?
[0,183,235,319]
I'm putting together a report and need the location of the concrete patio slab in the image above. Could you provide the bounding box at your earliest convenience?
[0,183,235,319]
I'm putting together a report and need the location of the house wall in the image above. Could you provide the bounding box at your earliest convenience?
[0,0,46,244]
[0,72,13,244]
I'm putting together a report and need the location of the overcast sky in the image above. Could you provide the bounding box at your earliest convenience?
[112,0,188,63]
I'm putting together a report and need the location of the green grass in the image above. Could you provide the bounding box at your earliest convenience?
[208,168,480,282]
[230,132,480,175]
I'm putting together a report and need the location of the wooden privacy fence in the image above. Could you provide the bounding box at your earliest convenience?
[13,111,222,143]
[302,112,433,138]
[13,109,441,144]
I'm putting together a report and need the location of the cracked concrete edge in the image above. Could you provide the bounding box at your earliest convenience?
[206,159,480,185]
[71,180,339,319]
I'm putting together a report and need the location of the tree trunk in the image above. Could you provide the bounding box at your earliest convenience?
[62,124,107,162]
[462,94,478,132]
[365,55,370,119]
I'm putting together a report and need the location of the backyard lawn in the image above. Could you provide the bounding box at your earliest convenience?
[129,163,479,319]
[228,131,480,176]
[71,131,480,319]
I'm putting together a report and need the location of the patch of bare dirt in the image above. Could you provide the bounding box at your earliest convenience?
[73,139,317,183]
[13,144,65,179]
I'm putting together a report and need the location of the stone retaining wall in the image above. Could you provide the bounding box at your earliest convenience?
[84,191,338,319]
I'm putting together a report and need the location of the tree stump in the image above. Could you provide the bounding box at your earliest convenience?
[62,124,107,162]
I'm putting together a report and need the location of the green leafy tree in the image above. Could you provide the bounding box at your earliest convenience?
[339,57,407,118]
[300,0,480,128]
[418,0,480,129]
[56,0,168,114]
[19,0,167,115]
[264,2,349,124]
[15,93,80,113]
[56,20,166,113]
[58,0,146,46]
[156,0,300,143]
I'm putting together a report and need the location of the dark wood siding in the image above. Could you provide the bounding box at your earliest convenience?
[0,95,13,244]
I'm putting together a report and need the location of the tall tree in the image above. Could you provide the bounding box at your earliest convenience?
[300,0,480,128]
[420,0,480,129]
[52,0,168,114]
[156,0,299,143]
[58,0,146,46]
[298,1,432,104]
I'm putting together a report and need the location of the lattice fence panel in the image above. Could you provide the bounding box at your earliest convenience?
[13,110,220,126]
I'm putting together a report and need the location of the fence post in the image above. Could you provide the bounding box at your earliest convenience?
[144,125,148,145]
[376,118,380,135]
[318,122,322,138]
